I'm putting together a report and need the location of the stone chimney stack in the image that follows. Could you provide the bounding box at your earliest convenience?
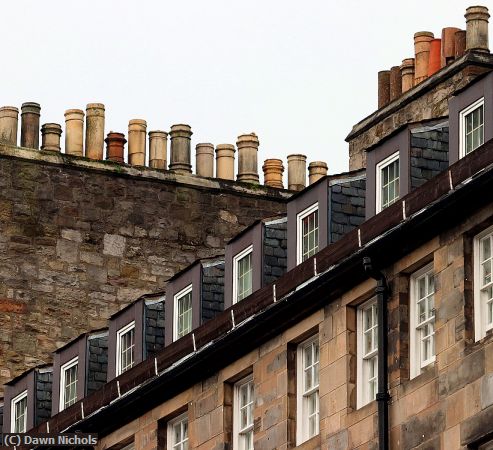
[169,124,192,174]
[41,123,62,152]
[64,109,84,156]
[128,119,147,166]
[287,154,307,191]
[414,32,434,84]
[236,133,259,183]
[148,131,168,169]
[262,159,284,188]
[465,6,490,53]
[400,58,415,93]
[85,103,105,160]
[377,70,390,108]
[21,102,41,149]
[0,106,19,145]
[215,144,235,180]
[308,161,328,185]
[105,132,126,163]
[196,143,214,177]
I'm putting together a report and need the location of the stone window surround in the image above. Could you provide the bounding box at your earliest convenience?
[59,357,79,412]
[116,321,136,376]
[167,412,189,450]
[232,245,254,305]
[2,370,35,433]
[233,374,254,450]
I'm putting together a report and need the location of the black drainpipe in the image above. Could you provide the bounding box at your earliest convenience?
[363,257,390,450]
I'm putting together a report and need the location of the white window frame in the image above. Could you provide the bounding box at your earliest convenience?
[59,356,79,411]
[459,97,485,158]
[410,264,436,379]
[233,375,254,450]
[357,299,378,409]
[167,412,188,450]
[11,390,28,433]
[232,245,254,304]
[296,335,320,445]
[296,202,319,265]
[474,225,493,341]
[116,321,136,376]
[173,284,193,342]
[376,151,400,213]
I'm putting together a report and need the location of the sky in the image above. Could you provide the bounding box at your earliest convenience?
[1,0,486,181]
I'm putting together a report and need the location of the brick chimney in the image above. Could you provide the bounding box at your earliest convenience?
[414,32,434,84]
[308,161,328,185]
[262,159,284,188]
[21,102,41,149]
[85,103,105,160]
[128,119,147,166]
[237,133,260,183]
[215,144,235,180]
[105,132,126,163]
[169,124,193,174]
[0,106,19,145]
[41,123,62,152]
[64,109,84,157]
[287,154,307,191]
[465,6,490,53]
[148,131,168,169]
[196,143,214,177]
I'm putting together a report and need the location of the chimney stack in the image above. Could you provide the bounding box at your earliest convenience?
[236,133,259,183]
[64,109,84,156]
[455,30,467,58]
[41,123,62,152]
[428,39,442,77]
[0,106,19,146]
[308,161,328,185]
[400,58,415,93]
[105,132,126,163]
[85,103,105,160]
[262,159,284,188]
[169,124,192,174]
[148,131,168,169]
[287,154,307,191]
[441,27,461,66]
[389,66,402,101]
[465,6,490,53]
[215,144,235,180]
[377,70,391,108]
[20,102,41,149]
[196,143,214,177]
[414,32,434,84]
[128,119,147,166]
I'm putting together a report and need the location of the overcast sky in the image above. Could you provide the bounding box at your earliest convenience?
[1,0,487,180]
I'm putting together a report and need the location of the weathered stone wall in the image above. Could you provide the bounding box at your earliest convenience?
[0,146,289,393]
[87,335,108,395]
[263,220,287,286]
[35,369,52,426]
[144,302,165,359]
[201,263,225,323]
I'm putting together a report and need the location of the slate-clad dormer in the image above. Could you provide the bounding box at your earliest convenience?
[2,365,52,433]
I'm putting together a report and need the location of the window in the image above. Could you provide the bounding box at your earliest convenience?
[376,152,399,213]
[296,336,319,445]
[233,375,254,450]
[116,321,135,376]
[357,300,378,408]
[410,265,435,378]
[174,285,193,341]
[233,245,253,303]
[460,98,484,157]
[167,413,188,450]
[60,357,78,410]
[474,226,493,341]
[11,390,28,433]
[296,203,319,264]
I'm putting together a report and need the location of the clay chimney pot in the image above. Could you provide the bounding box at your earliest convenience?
[0,106,19,146]
[169,124,193,174]
[148,130,168,170]
[465,5,490,52]
[414,31,434,84]
[389,66,402,101]
[195,143,214,178]
[85,103,105,160]
[21,102,41,149]
[287,154,307,191]
[400,58,415,93]
[236,133,260,183]
[377,70,391,108]
[428,39,442,77]
[308,161,328,185]
[455,30,467,58]
[105,132,126,163]
[215,144,236,180]
[128,119,147,166]
[441,27,461,66]
[41,123,62,152]
[64,109,84,157]
[262,159,284,188]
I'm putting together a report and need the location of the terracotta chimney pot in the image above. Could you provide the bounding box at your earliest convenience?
[400,58,415,93]
[414,31,434,84]
[465,6,490,52]
[0,106,19,146]
[105,132,126,163]
[428,39,442,77]
[64,109,84,157]
[377,70,391,108]
[148,130,168,169]
[389,66,402,101]
[262,159,284,188]
[85,103,105,160]
[308,161,328,185]
[215,144,235,180]
[441,27,461,66]
[287,154,307,191]
[41,123,62,152]
[455,30,467,58]
[196,143,214,177]
[236,133,260,183]
[169,124,193,174]
[128,119,147,166]
[21,102,41,149]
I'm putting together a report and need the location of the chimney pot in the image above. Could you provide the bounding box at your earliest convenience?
[377,70,391,108]
[465,5,490,52]
[21,102,41,149]
[389,66,402,101]
[148,131,168,170]
[85,103,105,160]
[128,119,147,166]
[0,106,19,146]
[236,133,260,183]
[441,27,461,66]
[215,144,236,180]
[41,123,62,152]
[308,161,328,185]
[400,58,415,93]
[169,124,193,174]
[428,39,442,77]
[64,109,84,157]
[196,143,214,177]
[105,132,126,163]
[287,154,307,191]
[414,31,434,84]
[455,30,467,58]
[262,159,284,188]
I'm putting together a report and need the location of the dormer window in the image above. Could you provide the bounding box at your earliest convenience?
[11,390,28,433]
[174,285,193,341]
[116,321,135,376]
[233,245,253,303]
[460,98,484,157]
[297,203,319,264]
[376,152,399,213]
[59,357,78,410]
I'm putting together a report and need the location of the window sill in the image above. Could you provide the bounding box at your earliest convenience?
[294,433,321,450]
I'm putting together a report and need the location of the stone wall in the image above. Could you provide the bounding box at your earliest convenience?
[144,301,165,359]
[0,145,289,393]
[201,262,225,323]
[263,220,287,286]
[87,335,108,395]
[35,369,52,426]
